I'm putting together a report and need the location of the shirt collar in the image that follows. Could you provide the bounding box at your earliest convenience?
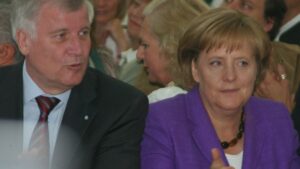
[23,60,71,104]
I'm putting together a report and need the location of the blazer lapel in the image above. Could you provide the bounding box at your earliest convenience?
[242,98,267,169]
[52,70,98,169]
[187,87,229,166]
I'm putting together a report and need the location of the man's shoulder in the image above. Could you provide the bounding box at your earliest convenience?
[0,64,22,83]
[84,67,147,100]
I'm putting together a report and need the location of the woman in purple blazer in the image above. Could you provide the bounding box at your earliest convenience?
[141,8,300,169]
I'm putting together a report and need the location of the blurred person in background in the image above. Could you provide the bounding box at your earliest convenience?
[224,0,300,112]
[0,3,18,66]
[275,0,300,45]
[91,0,131,63]
[137,0,209,103]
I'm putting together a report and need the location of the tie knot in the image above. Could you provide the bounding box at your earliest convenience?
[35,96,60,121]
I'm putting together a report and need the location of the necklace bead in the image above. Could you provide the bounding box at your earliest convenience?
[220,111,245,149]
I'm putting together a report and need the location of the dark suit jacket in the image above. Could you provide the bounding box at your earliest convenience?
[279,22,300,45]
[0,63,148,169]
[142,87,300,169]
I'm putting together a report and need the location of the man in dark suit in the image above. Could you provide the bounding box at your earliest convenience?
[2,0,148,169]
[275,0,300,45]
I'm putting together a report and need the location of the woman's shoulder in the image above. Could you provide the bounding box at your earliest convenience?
[148,85,187,103]
[247,96,290,118]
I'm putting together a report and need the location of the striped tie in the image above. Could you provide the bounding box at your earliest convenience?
[29,96,60,167]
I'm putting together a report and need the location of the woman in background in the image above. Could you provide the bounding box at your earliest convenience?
[136,0,208,103]
[91,0,130,62]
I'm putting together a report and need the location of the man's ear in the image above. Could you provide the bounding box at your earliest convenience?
[15,30,30,55]
[263,17,274,33]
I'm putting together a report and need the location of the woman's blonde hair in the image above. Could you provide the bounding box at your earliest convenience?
[178,8,271,88]
[143,0,209,88]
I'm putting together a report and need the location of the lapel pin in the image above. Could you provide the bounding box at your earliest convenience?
[84,115,89,120]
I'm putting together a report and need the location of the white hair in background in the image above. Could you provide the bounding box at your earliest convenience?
[211,0,224,8]
[0,3,14,44]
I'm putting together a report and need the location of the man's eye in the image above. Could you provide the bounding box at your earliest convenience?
[54,33,66,41]
[79,30,90,36]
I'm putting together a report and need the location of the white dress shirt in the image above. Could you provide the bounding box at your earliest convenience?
[22,62,71,162]
[226,151,243,169]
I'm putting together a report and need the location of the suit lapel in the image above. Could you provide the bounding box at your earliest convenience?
[0,63,24,161]
[52,69,98,169]
[187,87,229,166]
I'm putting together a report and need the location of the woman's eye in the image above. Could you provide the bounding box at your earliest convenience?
[210,60,221,66]
[238,60,249,67]
[241,2,253,10]
[139,40,149,49]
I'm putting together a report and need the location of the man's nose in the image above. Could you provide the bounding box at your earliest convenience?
[68,37,83,55]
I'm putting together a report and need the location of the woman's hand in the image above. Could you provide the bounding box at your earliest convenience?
[105,18,130,53]
[210,148,234,169]
[255,64,295,112]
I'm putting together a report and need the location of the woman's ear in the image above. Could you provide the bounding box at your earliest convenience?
[191,58,200,83]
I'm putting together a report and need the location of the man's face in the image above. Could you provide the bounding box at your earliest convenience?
[17,3,91,94]
[223,0,273,32]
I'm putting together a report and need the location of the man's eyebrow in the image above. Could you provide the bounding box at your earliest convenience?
[48,28,68,35]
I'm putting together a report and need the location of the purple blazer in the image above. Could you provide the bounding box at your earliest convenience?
[141,87,300,169]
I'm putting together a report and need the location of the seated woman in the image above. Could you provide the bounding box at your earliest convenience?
[136,0,208,103]
[141,8,300,169]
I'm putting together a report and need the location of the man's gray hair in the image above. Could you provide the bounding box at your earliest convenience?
[0,3,14,45]
[11,0,94,40]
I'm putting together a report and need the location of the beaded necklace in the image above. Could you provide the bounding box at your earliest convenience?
[220,111,245,149]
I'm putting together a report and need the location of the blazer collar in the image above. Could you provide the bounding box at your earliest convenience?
[242,97,267,169]
[187,87,229,165]
[187,87,267,168]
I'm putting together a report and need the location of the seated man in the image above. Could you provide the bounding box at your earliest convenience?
[0,0,148,169]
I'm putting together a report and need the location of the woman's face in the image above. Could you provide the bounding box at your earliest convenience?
[192,45,257,114]
[93,0,119,25]
[136,21,171,86]
[127,0,150,39]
